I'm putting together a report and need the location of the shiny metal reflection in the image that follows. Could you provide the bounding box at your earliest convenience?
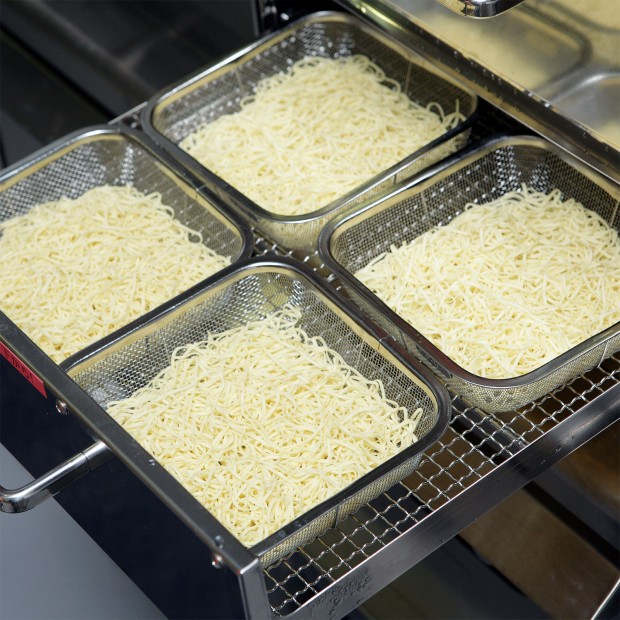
[435,0,527,18]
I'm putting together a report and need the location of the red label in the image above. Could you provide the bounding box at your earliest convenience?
[0,341,47,397]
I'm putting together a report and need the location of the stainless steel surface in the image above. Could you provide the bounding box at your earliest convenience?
[141,11,477,252]
[1,305,263,616]
[549,73,620,148]
[338,0,620,182]
[2,247,619,619]
[0,441,109,513]
[320,135,620,413]
[434,0,527,19]
[62,257,449,567]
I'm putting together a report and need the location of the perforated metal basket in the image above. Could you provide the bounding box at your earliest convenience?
[320,135,620,413]
[0,125,253,362]
[141,11,477,253]
[63,257,450,566]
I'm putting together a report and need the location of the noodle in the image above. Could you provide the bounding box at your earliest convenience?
[107,306,422,546]
[180,55,464,215]
[0,185,231,362]
[354,184,620,379]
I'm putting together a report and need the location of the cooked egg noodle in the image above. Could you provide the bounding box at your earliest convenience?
[107,305,422,547]
[0,185,231,362]
[180,55,464,216]
[354,184,620,379]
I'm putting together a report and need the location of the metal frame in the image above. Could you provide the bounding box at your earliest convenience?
[257,293,620,617]
[434,0,527,18]
[1,1,618,617]
[2,256,618,619]
[0,310,273,617]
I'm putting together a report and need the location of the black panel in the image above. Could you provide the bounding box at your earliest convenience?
[0,30,109,166]
[2,0,259,117]
[0,355,245,620]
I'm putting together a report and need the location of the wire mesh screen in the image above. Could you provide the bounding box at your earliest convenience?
[323,136,620,412]
[143,12,477,252]
[67,261,447,566]
[0,129,248,260]
[262,350,620,616]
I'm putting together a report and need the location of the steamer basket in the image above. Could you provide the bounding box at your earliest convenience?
[320,135,620,413]
[141,11,477,253]
[63,257,450,566]
[0,125,253,363]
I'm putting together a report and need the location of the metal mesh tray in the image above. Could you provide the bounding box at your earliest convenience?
[320,135,620,413]
[63,257,450,566]
[0,125,253,363]
[140,11,477,253]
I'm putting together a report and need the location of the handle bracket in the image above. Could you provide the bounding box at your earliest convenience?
[0,441,110,513]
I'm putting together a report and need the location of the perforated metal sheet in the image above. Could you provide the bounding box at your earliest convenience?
[142,11,477,252]
[66,259,449,566]
[321,135,620,413]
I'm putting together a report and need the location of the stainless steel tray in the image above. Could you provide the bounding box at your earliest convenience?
[338,0,619,183]
[0,125,253,363]
[320,135,620,413]
[140,11,477,253]
[1,254,618,620]
[62,257,450,566]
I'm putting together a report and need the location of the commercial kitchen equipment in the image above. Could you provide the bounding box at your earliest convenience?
[1,1,618,618]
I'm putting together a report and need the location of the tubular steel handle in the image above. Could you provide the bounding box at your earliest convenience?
[435,0,527,17]
[0,441,111,513]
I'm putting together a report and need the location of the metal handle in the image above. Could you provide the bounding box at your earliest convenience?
[435,0,527,18]
[0,441,111,513]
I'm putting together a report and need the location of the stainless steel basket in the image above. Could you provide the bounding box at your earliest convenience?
[0,125,253,362]
[141,11,477,253]
[320,135,620,413]
[63,257,450,566]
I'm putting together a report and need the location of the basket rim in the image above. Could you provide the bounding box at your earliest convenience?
[139,9,479,225]
[60,255,451,565]
[0,122,256,361]
[318,133,620,395]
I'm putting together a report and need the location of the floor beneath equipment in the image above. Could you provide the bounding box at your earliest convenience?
[358,538,547,619]
[1,442,546,620]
